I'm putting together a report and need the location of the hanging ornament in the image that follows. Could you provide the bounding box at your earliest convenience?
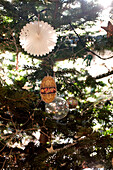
[40,76,57,103]
[19,21,57,56]
[67,97,78,109]
[45,97,69,120]
[101,21,113,38]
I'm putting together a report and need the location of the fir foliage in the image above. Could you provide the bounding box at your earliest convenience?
[0,0,113,169]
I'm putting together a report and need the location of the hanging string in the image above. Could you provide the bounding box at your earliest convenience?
[38,14,40,21]
[37,14,40,35]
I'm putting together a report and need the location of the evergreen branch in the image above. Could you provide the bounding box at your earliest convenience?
[94,70,113,79]
[24,128,39,132]
[48,134,96,154]
[47,142,77,154]
[0,0,20,18]
[69,23,113,60]
[81,94,112,115]
[56,68,82,75]
[28,8,51,20]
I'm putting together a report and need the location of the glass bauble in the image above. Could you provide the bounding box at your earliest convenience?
[45,97,69,120]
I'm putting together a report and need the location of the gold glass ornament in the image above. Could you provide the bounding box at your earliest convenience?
[40,76,57,103]
[67,97,78,109]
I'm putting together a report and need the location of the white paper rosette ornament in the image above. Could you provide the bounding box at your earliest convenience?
[45,97,69,120]
[19,21,57,56]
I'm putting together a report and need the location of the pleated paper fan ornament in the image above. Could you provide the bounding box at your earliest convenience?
[19,21,57,56]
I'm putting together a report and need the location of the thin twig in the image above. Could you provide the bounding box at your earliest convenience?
[2,148,12,169]
[8,107,17,132]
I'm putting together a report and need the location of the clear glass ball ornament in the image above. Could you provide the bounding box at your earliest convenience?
[45,97,69,120]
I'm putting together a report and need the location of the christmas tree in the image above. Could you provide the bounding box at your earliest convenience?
[0,0,113,169]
